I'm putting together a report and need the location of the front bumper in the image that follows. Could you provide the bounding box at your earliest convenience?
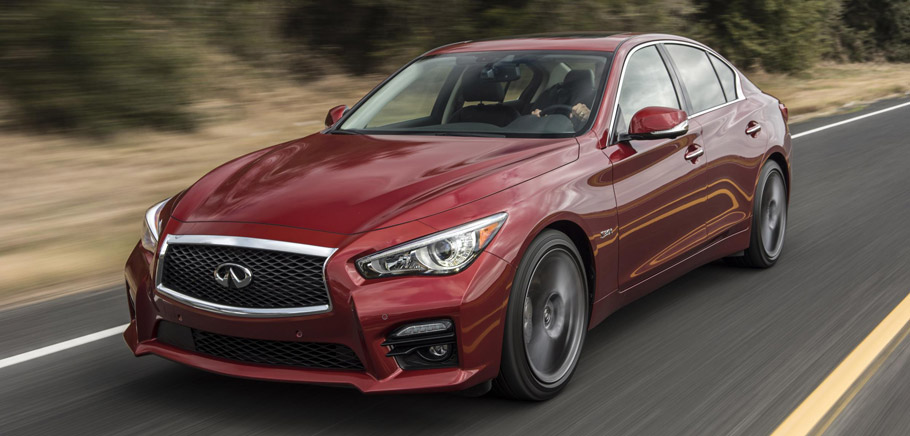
[123,220,514,394]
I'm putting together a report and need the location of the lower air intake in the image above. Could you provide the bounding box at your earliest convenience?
[157,321,363,371]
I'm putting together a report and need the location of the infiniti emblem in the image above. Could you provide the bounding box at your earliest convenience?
[213,263,253,289]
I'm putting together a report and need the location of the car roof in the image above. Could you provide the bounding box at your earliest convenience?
[425,32,640,55]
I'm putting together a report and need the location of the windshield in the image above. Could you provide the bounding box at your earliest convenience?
[338,50,613,138]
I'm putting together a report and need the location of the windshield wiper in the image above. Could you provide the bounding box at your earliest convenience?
[433,132,506,138]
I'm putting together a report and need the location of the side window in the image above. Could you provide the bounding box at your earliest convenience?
[615,46,680,137]
[503,64,535,101]
[665,44,726,113]
[709,54,737,102]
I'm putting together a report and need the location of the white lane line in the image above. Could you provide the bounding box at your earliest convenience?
[0,323,128,370]
[792,100,910,139]
[2,100,909,370]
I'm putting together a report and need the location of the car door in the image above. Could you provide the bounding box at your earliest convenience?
[663,44,763,240]
[603,44,709,293]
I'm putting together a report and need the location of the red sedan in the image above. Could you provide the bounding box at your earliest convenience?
[124,32,791,400]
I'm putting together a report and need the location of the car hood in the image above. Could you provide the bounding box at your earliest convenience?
[172,132,578,234]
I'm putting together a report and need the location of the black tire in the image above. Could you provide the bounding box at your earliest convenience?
[727,160,788,268]
[494,230,588,400]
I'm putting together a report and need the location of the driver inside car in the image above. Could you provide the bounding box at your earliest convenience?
[529,69,596,127]
[532,103,591,125]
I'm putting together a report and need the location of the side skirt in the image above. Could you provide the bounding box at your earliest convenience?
[587,227,751,328]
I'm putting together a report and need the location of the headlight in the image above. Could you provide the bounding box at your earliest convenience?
[356,213,507,278]
[140,198,171,252]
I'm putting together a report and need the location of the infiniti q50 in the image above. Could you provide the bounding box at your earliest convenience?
[123,33,791,400]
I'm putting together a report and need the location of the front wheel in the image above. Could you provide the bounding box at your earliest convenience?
[494,230,588,400]
[728,160,788,268]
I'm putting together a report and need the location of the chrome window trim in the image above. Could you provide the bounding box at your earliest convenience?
[155,234,336,318]
[608,40,745,143]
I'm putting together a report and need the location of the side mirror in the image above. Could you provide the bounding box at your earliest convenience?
[324,104,348,128]
[621,106,688,141]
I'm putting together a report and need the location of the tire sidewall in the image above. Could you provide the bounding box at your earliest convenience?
[751,160,787,265]
[498,230,588,400]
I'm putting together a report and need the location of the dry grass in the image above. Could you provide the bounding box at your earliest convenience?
[0,71,380,308]
[749,62,910,123]
[1,62,909,308]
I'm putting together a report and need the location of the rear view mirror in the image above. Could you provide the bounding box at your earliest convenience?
[621,106,689,141]
[325,104,348,128]
[480,62,521,82]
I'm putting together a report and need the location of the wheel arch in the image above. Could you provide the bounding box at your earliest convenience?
[543,220,597,317]
[765,149,791,200]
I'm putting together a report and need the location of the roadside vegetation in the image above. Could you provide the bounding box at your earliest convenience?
[3,0,910,134]
[1,0,909,305]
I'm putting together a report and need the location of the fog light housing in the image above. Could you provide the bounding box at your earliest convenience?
[382,319,458,369]
[419,344,451,362]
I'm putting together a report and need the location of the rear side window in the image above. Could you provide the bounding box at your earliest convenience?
[709,54,737,101]
[665,44,725,113]
[615,46,680,137]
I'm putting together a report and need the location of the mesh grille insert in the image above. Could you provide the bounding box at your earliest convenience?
[192,329,364,370]
[157,321,364,370]
[161,243,329,309]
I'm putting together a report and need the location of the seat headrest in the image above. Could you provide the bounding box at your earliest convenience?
[461,72,506,102]
[564,69,595,90]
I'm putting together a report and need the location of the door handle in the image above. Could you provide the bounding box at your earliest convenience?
[746,122,762,136]
[684,146,704,162]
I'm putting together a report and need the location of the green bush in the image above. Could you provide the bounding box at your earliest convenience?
[695,0,842,73]
[3,0,910,136]
[134,0,290,64]
[841,0,910,62]
[280,0,696,74]
[0,1,195,134]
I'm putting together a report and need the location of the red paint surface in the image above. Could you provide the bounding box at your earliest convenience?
[628,106,688,135]
[324,104,347,127]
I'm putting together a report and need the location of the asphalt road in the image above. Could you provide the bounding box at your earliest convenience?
[4,98,910,435]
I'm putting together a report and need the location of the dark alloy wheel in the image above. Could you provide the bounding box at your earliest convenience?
[728,160,788,268]
[494,230,588,400]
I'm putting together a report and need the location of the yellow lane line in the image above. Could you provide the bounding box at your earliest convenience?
[771,291,910,436]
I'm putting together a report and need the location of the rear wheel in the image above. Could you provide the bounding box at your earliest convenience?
[728,160,788,268]
[494,230,588,400]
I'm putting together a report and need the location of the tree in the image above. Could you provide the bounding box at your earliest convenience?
[0,0,195,134]
[841,0,910,61]
[695,0,841,73]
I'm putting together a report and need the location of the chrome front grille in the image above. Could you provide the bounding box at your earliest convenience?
[156,235,335,317]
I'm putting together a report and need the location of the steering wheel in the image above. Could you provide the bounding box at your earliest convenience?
[539,104,574,117]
